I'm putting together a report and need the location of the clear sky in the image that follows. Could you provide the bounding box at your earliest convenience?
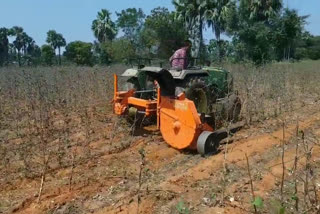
[1,0,319,46]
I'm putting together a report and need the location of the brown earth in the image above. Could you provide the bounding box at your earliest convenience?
[1,101,320,214]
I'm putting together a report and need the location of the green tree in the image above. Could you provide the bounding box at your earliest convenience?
[296,34,320,60]
[307,36,320,60]
[139,28,158,55]
[26,42,41,65]
[0,28,10,66]
[46,30,66,65]
[104,39,136,62]
[93,41,110,64]
[21,33,39,65]
[173,0,207,57]
[12,26,24,66]
[142,7,188,58]
[207,39,234,62]
[64,41,93,66]
[228,0,284,64]
[8,43,16,63]
[273,9,308,60]
[116,8,145,42]
[204,0,236,61]
[238,22,275,64]
[11,29,38,66]
[12,30,35,66]
[56,34,67,64]
[41,44,55,65]
[92,9,118,43]
[21,32,33,55]
[245,0,282,22]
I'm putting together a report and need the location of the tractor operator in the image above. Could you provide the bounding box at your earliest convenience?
[169,40,192,70]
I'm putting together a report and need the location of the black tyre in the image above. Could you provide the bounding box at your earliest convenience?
[184,77,216,114]
[197,131,221,155]
[222,93,242,122]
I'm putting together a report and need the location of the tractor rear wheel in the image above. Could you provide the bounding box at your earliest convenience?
[219,93,242,122]
[184,77,215,114]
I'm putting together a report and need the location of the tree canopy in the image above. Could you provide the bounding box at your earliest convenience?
[64,41,93,66]
[116,8,145,41]
[142,7,188,59]
[92,9,118,43]
[46,30,66,65]
[41,44,55,65]
[173,0,207,57]
[0,2,319,67]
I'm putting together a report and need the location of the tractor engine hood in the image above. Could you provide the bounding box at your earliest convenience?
[121,68,139,77]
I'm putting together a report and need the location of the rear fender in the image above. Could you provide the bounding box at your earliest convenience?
[141,67,176,97]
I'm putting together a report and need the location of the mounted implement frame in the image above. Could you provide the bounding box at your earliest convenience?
[113,68,229,155]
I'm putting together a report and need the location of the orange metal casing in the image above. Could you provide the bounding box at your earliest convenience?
[113,74,157,116]
[114,74,118,101]
[127,97,157,116]
[114,90,135,115]
[113,73,214,151]
[114,74,134,115]
[157,88,161,129]
[159,96,213,150]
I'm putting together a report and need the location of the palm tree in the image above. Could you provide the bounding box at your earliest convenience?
[239,0,282,22]
[204,0,235,61]
[12,26,24,66]
[251,0,282,21]
[46,30,57,46]
[46,30,66,65]
[11,29,35,66]
[21,32,33,55]
[0,28,9,65]
[173,0,207,58]
[274,8,308,60]
[55,34,66,65]
[92,9,118,43]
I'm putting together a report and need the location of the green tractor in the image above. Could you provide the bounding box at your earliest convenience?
[119,58,241,129]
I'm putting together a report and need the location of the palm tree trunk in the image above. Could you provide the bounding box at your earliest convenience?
[17,50,21,67]
[191,16,203,59]
[214,25,222,62]
[58,47,61,65]
[199,19,203,61]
